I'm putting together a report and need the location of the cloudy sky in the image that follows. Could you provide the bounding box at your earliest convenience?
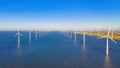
[0,0,120,30]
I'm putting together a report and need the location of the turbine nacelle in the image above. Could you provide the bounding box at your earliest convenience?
[15,29,23,36]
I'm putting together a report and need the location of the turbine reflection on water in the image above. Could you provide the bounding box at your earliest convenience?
[104,55,111,68]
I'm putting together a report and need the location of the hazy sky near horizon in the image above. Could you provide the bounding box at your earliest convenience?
[0,0,120,30]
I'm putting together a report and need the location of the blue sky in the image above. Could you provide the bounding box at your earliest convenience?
[0,0,120,30]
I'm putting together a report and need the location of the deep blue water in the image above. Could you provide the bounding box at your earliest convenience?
[0,31,120,68]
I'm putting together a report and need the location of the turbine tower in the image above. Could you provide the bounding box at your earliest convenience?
[98,28,117,56]
[81,30,87,46]
[29,31,32,42]
[74,31,77,42]
[15,29,23,46]
[83,33,86,46]
[41,31,44,36]
[35,30,37,40]
[39,31,41,38]
[70,31,72,39]
[98,32,100,36]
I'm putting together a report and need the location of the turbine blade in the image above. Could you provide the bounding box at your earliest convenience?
[109,37,117,44]
[20,33,23,36]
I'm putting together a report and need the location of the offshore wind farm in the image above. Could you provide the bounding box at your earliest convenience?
[0,29,120,68]
[0,0,120,68]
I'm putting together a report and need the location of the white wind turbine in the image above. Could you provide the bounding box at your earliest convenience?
[66,32,69,37]
[15,29,23,46]
[68,31,71,38]
[80,29,87,46]
[98,32,100,36]
[74,31,77,42]
[68,32,70,38]
[70,31,72,39]
[41,31,44,36]
[66,32,68,37]
[39,31,41,38]
[35,30,38,40]
[82,32,87,46]
[98,28,117,56]
[29,31,32,42]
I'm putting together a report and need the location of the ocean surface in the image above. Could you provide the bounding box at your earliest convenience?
[0,31,120,68]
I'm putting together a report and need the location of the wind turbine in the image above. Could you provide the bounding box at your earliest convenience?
[98,32,100,36]
[39,31,41,38]
[15,29,23,46]
[29,31,32,42]
[66,32,68,37]
[74,31,77,42]
[68,32,70,38]
[70,31,72,39]
[42,31,44,36]
[98,28,117,56]
[80,30,87,46]
[66,31,68,37]
[35,30,37,40]
[82,32,86,46]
